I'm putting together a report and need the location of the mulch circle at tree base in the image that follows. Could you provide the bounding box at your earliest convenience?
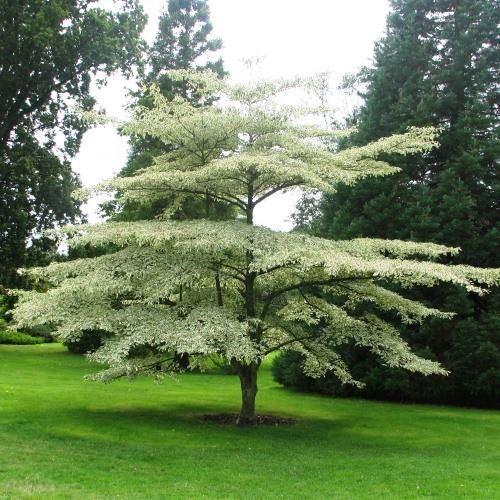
[202,414,296,426]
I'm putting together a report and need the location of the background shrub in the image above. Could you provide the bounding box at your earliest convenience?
[63,330,105,354]
[0,296,45,345]
[272,339,500,409]
[0,330,44,345]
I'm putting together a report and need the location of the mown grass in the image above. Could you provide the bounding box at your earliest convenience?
[0,344,499,499]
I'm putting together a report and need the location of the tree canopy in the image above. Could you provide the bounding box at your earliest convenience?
[0,0,147,287]
[0,0,146,152]
[14,71,499,423]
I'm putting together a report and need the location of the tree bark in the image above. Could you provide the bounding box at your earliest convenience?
[236,172,260,425]
[215,271,223,306]
[236,362,259,425]
[174,352,190,370]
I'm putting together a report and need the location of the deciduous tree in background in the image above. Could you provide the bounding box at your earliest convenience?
[0,0,146,286]
[14,72,499,424]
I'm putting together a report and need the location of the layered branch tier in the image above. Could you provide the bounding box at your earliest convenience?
[77,72,439,222]
[15,220,499,382]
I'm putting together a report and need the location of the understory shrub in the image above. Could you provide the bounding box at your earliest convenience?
[272,329,500,409]
[63,330,105,354]
[22,325,54,343]
[0,330,44,345]
[0,297,45,345]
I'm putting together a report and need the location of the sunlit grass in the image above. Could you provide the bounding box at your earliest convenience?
[0,344,498,499]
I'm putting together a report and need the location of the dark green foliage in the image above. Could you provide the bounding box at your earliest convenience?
[292,0,500,407]
[0,0,147,287]
[271,351,317,392]
[272,350,364,397]
[22,325,55,344]
[149,0,224,84]
[0,0,147,152]
[63,330,105,354]
[0,135,81,287]
[273,323,500,408]
[309,0,499,250]
[0,330,44,345]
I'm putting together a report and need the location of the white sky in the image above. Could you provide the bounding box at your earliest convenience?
[73,0,390,229]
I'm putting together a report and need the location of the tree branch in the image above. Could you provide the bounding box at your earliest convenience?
[260,276,367,319]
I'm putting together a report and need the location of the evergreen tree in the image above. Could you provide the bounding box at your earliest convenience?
[0,135,81,287]
[107,0,228,222]
[14,71,498,423]
[299,0,500,405]
[150,0,224,82]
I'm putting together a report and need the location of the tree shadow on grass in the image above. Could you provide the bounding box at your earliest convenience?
[3,401,477,469]
[37,403,356,449]
[29,405,459,472]
[55,405,467,462]
[64,403,347,431]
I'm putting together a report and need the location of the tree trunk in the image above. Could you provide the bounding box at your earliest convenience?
[173,352,190,370]
[238,174,258,425]
[236,362,259,425]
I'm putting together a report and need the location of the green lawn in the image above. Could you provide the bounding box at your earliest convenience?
[0,344,499,499]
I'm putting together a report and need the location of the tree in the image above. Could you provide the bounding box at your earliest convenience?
[106,0,227,222]
[296,0,500,405]
[0,0,147,287]
[150,0,224,81]
[0,0,146,151]
[97,0,227,362]
[0,135,81,287]
[14,72,499,424]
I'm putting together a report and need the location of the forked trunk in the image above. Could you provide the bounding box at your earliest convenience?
[236,362,259,425]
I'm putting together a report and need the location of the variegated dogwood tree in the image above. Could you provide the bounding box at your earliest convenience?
[14,71,499,424]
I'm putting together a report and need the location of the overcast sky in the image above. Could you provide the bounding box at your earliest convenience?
[73,0,390,229]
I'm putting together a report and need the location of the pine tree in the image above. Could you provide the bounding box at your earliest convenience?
[302,0,500,405]
[14,71,498,423]
[107,0,227,222]
[150,0,224,82]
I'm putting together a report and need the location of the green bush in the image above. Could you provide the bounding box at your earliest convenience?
[272,327,500,409]
[0,330,44,345]
[272,350,347,395]
[22,324,54,343]
[63,330,105,354]
[0,295,54,344]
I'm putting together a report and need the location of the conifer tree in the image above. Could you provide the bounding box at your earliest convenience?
[108,0,226,222]
[299,0,500,405]
[14,72,499,423]
[150,0,224,82]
